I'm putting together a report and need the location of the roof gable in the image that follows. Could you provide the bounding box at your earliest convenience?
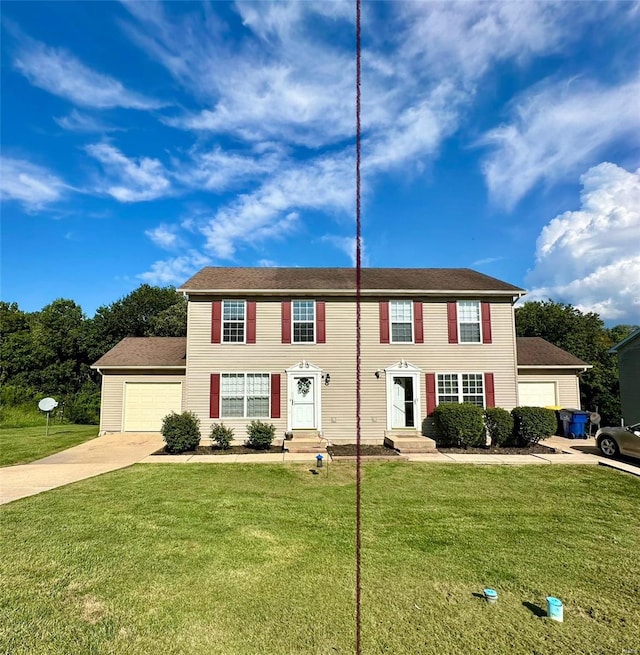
[608,328,640,353]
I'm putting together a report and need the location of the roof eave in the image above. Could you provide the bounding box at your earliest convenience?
[179,288,525,297]
[91,365,186,371]
[518,364,592,370]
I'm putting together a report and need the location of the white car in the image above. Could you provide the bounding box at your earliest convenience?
[596,423,640,459]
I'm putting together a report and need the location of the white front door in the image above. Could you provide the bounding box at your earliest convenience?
[391,376,416,429]
[291,375,316,428]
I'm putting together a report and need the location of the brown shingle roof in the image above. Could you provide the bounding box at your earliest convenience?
[179,267,524,294]
[517,337,590,368]
[92,337,186,368]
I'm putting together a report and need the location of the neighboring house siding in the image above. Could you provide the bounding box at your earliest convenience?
[99,372,186,433]
[517,370,581,408]
[618,339,640,425]
[186,296,518,441]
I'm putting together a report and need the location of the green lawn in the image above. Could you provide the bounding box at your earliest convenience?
[1,463,639,654]
[0,425,98,466]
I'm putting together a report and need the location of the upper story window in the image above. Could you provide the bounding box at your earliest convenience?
[390,300,413,343]
[437,373,485,407]
[222,300,245,343]
[458,301,481,343]
[292,300,315,343]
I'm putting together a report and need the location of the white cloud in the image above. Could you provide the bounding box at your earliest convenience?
[145,224,180,250]
[138,251,211,285]
[85,143,172,202]
[13,35,163,110]
[0,157,67,210]
[526,162,640,322]
[174,146,280,193]
[321,235,369,267]
[55,109,122,133]
[199,152,354,258]
[480,76,640,208]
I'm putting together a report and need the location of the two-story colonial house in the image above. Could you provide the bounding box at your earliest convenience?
[92,267,590,449]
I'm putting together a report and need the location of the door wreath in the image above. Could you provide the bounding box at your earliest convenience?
[297,377,312,396]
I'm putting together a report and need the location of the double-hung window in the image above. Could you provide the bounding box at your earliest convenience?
[390,300,413,343]
[220,373,270,418]
[222,300,245,343]
[292,300,315,343]
[437,373,485,407]
[458,301,481,343]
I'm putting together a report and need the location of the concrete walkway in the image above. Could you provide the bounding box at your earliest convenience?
[0,432,163,505]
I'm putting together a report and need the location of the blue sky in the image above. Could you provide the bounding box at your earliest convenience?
[2,1,639,323]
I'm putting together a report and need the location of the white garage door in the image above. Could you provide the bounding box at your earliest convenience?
[123,383,182,432]
[518,382,556,407]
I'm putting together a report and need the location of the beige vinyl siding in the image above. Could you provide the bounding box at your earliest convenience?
[186,296,519,441]
[517,369,581,408]
[99,372,186,433]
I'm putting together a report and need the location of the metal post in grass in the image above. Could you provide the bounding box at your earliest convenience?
[38,397,58,437]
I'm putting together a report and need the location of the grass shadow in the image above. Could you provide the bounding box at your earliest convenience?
[522,601,546,618]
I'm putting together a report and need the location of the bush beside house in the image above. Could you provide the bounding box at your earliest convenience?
[210,423,234,450]
[511,407,557,446]
[484,407,514,447]
[433,403,486,447]
[246,420,276,450]
[162,411,201,453]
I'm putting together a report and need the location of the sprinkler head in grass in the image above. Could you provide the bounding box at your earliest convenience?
[483,588,498,603]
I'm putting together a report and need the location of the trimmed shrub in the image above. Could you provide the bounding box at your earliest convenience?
[210,423,234,450]
[511,406,557,446]
[484,407,514,447]
[433,403,486,447]
[162,411,201,454]
[246,420,276,450]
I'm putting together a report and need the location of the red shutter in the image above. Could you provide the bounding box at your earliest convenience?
[210,374,220,418]
[211,301,222,344]
[447,302,458,344]
[484,373,495,408]
[481,302,492,344]
[316,301,326,343]
[281,301,291,344]
[379,301,390,344]
[246,301,256,344]
[426,373,437,416]
[270,373,281,418]
[413,301,424,344]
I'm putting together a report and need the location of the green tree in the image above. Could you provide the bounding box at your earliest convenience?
[516,301,637,424]
[146,297,187,337]
[88,285,184,360]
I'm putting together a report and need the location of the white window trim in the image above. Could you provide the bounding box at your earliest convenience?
[457,300,482,344]
[219,372,271,418]
[222,300,247,344]
[390,299,414,344]
[291,299,316,344]
[436,372,486,408]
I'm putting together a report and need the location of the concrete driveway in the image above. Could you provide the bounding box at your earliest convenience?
[0,432,163,505]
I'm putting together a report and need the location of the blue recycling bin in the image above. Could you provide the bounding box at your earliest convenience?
[568,411,590,438]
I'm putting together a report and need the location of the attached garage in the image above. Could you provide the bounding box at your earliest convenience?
[516,337,591,409]
[518,381,556,407]
[123,382,182,432]
[92,337,187,434]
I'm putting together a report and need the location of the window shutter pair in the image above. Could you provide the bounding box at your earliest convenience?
[209,373,281,419]
[379,301,424,344]
[424,372,496,416]
[446,302,492,344]
[281,301,325,344]
[211,301,256,344]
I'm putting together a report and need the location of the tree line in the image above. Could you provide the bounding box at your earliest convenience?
[0,287,635,426]
[0,285,186,424]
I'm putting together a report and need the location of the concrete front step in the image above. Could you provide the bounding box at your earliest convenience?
[384,433,437,454]
[285,430,327,453]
